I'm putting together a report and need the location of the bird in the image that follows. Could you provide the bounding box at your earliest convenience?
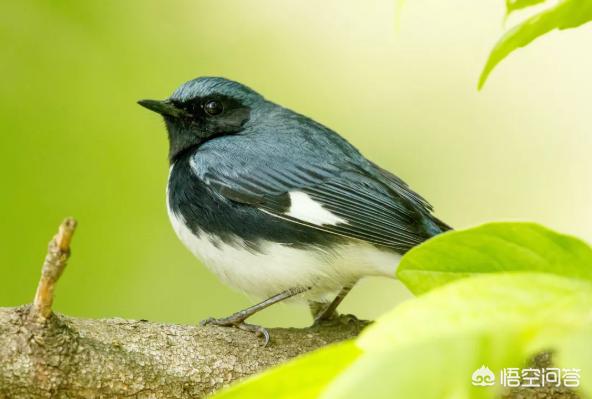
[138,77,450,344]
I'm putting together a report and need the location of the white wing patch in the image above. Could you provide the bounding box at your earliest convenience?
[285,191,346,226]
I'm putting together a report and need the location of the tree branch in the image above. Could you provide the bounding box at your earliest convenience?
[32,217,76,320]
[0,219,366,398]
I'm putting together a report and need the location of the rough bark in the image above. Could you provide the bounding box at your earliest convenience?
[0,305,365,398]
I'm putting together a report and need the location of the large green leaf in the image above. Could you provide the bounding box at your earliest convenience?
[397,222,592,295]
[324,273,592,399]
[359,272,592,352]
[211,341,361,399]
[323,335,513,399]
[479,0,592,89]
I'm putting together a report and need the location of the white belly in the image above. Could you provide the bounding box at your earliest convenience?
[168,208,400,301]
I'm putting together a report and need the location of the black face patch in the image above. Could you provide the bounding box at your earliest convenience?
[164,94,251,162]
[171,94,251,137]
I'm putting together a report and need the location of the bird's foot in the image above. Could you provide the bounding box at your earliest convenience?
[312,308,340,326]
[201,316,270,346]
[313,312,362,328]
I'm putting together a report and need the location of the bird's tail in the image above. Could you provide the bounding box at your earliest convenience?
[421,215,453,238]
[433,216,453,232]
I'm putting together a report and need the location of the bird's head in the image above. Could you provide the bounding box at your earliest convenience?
[138,77,265,162]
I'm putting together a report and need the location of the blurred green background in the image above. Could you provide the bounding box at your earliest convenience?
[1,0,591,328]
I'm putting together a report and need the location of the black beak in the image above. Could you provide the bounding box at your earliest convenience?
[137,99,188,118]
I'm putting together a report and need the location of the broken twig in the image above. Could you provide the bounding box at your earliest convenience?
[32,217,77,320]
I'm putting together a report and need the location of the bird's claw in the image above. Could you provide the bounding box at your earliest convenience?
[237,322,270,346]
[312,309,339,326]
[201,317,270,346]
[313,312,361,327]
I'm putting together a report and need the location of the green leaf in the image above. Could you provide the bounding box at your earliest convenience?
[323,335,513,399]
[211,341,361,399]
[359,273,592,352]
[506,0,547,14]
[397,222,592,295]
[479,0,592,89]
[324,273,592,399]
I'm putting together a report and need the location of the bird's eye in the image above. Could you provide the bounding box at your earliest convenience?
[204,100,223,116]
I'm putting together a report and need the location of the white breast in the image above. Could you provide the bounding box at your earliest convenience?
[167,205,400,301]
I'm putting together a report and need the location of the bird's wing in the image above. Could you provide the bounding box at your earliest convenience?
[198,158,442,252]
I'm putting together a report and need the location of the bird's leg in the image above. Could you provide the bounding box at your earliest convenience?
[313,285,354,325]
[201,286,309,345]
[309,301,334,320]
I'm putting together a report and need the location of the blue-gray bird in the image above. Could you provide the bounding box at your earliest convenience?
[138,77,450,344]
